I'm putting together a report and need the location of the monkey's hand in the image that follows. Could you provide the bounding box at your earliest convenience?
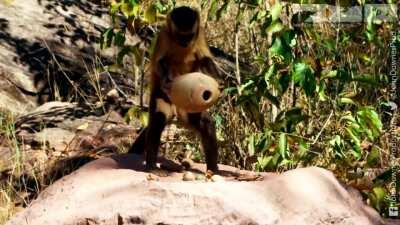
[198,56,220,78]
[160,75,173,97]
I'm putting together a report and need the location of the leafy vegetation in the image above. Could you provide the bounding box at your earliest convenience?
[99,0,399,217]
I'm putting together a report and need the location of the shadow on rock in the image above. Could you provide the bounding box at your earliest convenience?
[0,0,112,104]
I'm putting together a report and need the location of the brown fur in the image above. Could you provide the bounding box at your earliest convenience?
[150,26,213,89]
[129,6,219,173]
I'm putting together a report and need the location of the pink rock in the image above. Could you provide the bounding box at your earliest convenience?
[6,155,386,225]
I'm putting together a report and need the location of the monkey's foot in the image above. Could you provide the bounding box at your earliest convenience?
[146,167,169,177]
[160,160,183,172]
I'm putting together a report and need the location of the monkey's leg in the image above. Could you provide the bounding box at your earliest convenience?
[187,112,219,172]
[129,127,147,154]
[145,97,172,171]
[145,112,167,170]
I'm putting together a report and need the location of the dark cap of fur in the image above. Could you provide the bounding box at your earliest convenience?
[170,6,199,32]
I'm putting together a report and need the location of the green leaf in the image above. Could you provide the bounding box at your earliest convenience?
[339,97,356,105]
[352,74,379,86]
[224,87,238,95]
[214,114,224,127]
[282,29,297,47]
[248,135,255,156]
[270,1,282,21]
[329,135,345,158]
[323,39,335,51]
[110,2,121,15]
[357,108,382,140]
[321,70,337,80]
[121,3,131,18]
[238,80,255,93]
[140,111,149,127]
[266,22,284,34]
[373,187,387,201]
[365,8,377,41]
[125,106,147,126]
[144,4,157,23]
[346,127,361,159]
[341,113,356,123]
[269,37,292,64]
[129,0,139,5]
[272,152,281,168]
[369,187,387,213]
[318,82,327,101]
[258,10,267,20]
[279,159,293,167]
[264,64,276,84]
[208,0,218,20]
[279,133,288,159]
[367,146,380,167]
[292,62,316,96]
[121,2,138,18]
[366,8,377,32]
[292,62,308,83]
[256,155,273,171]
[298,140,309,157]
[154,0,170,13]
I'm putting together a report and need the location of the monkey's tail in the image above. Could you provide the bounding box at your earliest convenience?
[128,128,147,154]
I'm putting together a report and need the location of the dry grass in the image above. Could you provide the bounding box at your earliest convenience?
[0,112,22,224]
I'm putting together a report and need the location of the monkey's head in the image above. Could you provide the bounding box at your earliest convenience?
[167,6,200,48]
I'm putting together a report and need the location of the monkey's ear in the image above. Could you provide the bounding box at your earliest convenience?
[194,15,201,34]
[166,13,176,33]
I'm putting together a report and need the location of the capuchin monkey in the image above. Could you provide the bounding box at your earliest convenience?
[129,6,220,174]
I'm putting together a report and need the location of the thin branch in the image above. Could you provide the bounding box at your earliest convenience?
[235,32,241,92]
[312,111,333,145]
[234,2,242,94]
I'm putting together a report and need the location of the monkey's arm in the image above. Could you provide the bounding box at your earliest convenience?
[156,57,174,95]
[194,30,221,78]
[152,30,174,95]
[198,56,220,78]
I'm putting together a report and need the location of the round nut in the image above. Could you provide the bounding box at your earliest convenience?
[182,171,195,181]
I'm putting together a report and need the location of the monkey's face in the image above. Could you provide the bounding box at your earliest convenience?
[174,31,196,48]
[169,6,199,48]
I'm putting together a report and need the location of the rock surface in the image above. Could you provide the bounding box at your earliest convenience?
[6,155,386,225]
[0,0,239,116]
[0,0,113,114]
[0,101,138,182]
